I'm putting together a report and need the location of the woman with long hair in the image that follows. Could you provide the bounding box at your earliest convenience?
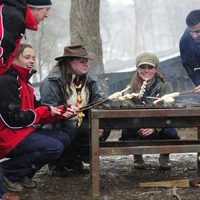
[40,44,110,176]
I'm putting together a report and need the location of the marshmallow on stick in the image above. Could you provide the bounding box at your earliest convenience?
[153,92,180,105]
[108,85,131,100]
[109,80,147,101]
[122,79,147,100]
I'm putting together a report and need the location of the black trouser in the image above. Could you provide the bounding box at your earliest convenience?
[1,129,70,182]
[121,128,179,140]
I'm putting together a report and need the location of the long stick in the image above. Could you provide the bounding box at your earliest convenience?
[146,96,200,106]
[79,98,109,112]
[179,89,195,96]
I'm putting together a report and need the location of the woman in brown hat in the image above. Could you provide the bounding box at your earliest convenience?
[40,44,109,176]
[120,52,179,170]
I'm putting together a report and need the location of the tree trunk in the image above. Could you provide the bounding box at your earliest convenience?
[70,0,104,81]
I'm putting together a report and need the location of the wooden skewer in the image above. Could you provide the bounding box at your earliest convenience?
[146,96,159,100]
[147,96,200,106]
[119,85,131,93]
[147,89,195,101]
[78,98,109,112]
[77,85,131,112]
[179,89,195,96]
[79,88,196,112]
[173,99,200,106]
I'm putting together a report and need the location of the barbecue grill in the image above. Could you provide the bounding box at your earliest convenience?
[89,106,200,197]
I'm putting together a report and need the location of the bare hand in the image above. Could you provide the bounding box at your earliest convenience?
[62,105,79,119]
[2,193,20,200]
[194,85,200,93]
[137,128,154,137]
[99,129,104,137]
[50,106,62,117]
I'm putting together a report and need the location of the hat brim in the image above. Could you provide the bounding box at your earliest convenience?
[28,4,52,8]
[137,61,156,68]
[55,52,96,61]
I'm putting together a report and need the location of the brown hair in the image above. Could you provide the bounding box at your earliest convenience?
[15,43,33,59]
[56,57,77,98]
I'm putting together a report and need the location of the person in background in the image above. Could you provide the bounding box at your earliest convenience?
[0,43,79,193]
[120,52,179,170]
[179,9,200,93]
[0,0,52,75]
[0,0,52,197]
[40,44,110,176]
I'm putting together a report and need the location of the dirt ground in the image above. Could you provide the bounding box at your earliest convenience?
[7,128,200,200]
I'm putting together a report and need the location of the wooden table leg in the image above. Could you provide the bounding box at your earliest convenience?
[197,127,200,175]
[90,118,100,197]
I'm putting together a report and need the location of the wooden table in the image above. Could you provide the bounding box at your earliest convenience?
[90,107,200,197]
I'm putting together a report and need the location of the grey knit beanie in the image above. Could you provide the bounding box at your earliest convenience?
[27,0,52,8]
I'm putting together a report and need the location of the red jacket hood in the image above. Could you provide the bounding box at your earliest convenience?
[25,6,38,31]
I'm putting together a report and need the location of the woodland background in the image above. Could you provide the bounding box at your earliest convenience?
[24,0,199,84]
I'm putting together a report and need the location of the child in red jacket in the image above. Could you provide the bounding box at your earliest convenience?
[0,44,79,193]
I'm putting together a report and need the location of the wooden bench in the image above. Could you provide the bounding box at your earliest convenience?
[90,107,200,197]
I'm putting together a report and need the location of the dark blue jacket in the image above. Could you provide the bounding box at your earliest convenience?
[179,29,200,86]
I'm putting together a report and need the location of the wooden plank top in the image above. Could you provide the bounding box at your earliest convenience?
[91,107,200,118]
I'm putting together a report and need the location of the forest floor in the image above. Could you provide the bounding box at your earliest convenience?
[4,128,200,200]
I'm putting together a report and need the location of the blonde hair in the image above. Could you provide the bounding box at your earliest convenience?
[15,43,33,59]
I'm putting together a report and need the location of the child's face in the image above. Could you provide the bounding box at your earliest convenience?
[14,47,35,70]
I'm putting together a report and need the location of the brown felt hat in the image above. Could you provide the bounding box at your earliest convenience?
[136,52,159,68]
[55,44,96,61]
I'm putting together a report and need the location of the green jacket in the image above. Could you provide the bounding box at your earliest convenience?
[121,77,177,139]
[122,77,173,106]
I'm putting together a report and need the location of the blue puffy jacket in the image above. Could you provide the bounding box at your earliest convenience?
[179,29,200,86]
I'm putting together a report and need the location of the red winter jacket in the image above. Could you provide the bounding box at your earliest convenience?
[0,65,67,158]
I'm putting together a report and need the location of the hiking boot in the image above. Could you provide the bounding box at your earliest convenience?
[133,155,145,169]
[73,164,89,175]
[18,177,37,188]
[159,154,171,170]
[67,160,89,174]
[3,177,23,192]
[66,155,89,174]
